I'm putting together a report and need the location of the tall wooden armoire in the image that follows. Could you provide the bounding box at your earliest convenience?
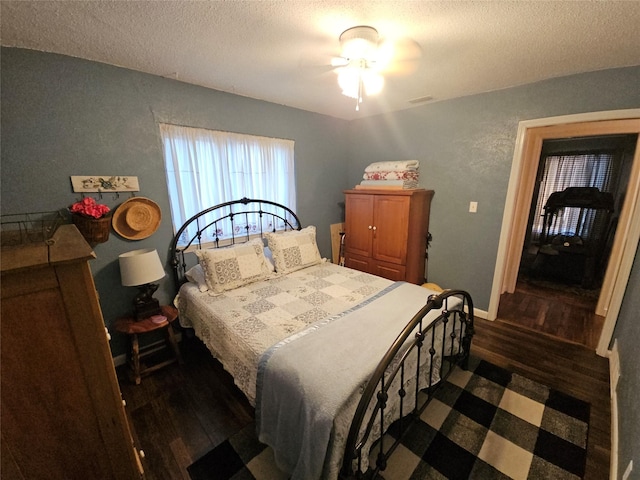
[343,189,434,284]
[1,224,144,480]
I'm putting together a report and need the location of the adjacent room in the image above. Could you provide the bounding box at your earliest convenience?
[2,2,639,480]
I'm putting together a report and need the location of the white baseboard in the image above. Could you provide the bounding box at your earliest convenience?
[608,340,620,480]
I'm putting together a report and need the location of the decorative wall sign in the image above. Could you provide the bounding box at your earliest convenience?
[71,176,140,193]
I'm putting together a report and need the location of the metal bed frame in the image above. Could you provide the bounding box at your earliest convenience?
[169,198,475,479]
[169,197,301,288]
[340,289,474,479]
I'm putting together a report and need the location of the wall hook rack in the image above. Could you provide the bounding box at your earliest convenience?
[70,176,140,193]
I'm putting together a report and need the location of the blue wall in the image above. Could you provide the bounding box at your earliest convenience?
[2,48,640,473]
[347,69,640,477]
[1,47,350,357]
[348,68,640,308]
[612,249,640,478]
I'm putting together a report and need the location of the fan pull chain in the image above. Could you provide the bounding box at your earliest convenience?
[356,72,363,111]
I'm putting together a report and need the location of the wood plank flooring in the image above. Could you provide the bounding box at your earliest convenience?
[119,303,611,480]
[118,342,254,480]
[498,276,605,349]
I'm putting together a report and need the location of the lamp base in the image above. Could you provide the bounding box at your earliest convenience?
[132,283,162,321]
[134,298,161,321]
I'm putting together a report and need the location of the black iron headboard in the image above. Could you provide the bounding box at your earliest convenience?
[169,197,301,290]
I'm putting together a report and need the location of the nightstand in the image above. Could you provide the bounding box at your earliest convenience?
[115,304,183,385]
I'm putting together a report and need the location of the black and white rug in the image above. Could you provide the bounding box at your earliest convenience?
[188,358,590,480]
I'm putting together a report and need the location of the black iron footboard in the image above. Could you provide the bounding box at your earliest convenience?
[340,289,475,479]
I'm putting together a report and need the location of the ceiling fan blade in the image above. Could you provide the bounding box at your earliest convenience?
[298,45,347,71]
[376,37,422,75]
[382,57,422,76]
[330,57,349,67]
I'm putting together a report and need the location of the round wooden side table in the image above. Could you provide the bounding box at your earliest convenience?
[115,304,183,385]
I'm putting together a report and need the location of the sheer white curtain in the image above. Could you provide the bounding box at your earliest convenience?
[531,153,612,242]
[160,124,295,244]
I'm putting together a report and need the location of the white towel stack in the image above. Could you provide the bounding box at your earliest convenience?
[357,160,420,189]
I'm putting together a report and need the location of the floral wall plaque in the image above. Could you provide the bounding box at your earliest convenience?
[71,175,139,193]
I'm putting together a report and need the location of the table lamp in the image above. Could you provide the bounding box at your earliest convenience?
[119,248,166,320]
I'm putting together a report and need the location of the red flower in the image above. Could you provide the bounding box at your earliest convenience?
[70,197,110,219]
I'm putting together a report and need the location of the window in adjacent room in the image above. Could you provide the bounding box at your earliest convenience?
[159,123,295,245]
[529,151,614,243]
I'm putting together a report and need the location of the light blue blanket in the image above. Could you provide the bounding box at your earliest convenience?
[255,281,432,480]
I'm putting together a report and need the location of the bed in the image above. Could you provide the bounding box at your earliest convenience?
[170,198,474,480]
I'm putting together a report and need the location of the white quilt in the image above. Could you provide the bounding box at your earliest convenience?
[175,261,392,404]
[175,261,450,479]
[256,281,442,480]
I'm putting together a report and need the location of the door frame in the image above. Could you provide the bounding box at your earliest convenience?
[487,109,640,357]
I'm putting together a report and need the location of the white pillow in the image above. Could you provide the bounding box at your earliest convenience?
[195,238,273,294]
[265,226,322,274]
[185,264,209,292]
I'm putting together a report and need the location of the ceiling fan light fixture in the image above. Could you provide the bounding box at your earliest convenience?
[336,26,384,110]
[339,26,379,60]
[363,71,384,96]
[337,67,384,100]
[337,68,360,99]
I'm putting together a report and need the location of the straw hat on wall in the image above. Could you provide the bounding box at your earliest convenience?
[112,197,162,240]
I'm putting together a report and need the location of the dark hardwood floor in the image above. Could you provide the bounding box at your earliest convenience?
[498,275,606,349]
[118,341,254,480]
[488,276,610,479]
[119,299,611,480]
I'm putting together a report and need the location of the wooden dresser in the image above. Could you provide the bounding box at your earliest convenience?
[343,189,434,284]
[1,225,144,480]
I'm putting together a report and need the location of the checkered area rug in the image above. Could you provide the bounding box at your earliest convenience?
[187,358,590,480]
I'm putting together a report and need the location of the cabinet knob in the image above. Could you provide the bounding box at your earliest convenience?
[105,327,111,341]
[372,226,377,231]
[368,225,373,230]
[122,399,127,407]
[139,449,146,459]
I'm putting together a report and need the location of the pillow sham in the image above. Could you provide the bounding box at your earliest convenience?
[265,226,322,274]
[185,264,209,292]
[195,238,273,294]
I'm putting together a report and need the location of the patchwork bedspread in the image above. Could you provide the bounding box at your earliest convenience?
[175,261,392,404]
[176,261,453,479]
[256,281,438,480]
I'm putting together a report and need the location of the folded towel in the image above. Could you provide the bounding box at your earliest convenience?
[363,170,419,181]
[359,179,419,189]
[364,160,419,173]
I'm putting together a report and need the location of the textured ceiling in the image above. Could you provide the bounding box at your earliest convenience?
[2,1,640,120]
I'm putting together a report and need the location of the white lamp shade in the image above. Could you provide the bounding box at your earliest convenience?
[119,248,166,286]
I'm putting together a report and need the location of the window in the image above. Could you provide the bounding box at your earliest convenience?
[531,152,613,242]
[159,124,295,245]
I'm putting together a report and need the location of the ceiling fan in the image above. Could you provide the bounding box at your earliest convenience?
[329,26,422,111]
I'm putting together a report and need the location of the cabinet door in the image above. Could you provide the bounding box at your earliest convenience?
[371,260,406,281]
[1,262,142,480]
[1,268,120,479]
[345,194,374,258]
[344,253,372,273]
[372,195,410,265]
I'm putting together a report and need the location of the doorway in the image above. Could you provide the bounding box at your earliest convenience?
[500,134,637,348]
[488,111,640,356]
